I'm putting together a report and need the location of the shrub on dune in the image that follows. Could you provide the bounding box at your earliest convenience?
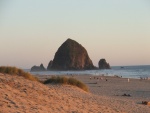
[44,76,89,92]
[0,66,39,81]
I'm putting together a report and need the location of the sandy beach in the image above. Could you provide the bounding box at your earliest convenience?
[0,73,150,113]
[1,1,150,113]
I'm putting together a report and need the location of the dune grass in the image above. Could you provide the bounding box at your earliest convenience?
[0,66,39,81]
[44,76,89,92]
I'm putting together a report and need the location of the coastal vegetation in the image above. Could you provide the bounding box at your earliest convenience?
[0,66,39,81]
[0,66,88,91]
[44,76,89,92]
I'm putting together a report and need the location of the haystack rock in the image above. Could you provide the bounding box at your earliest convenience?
[48,38,95,70]
[31,64,46,71]
[47,60,53,70]
[98,59,111,69]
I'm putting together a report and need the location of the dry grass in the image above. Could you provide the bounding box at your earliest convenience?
[0,66,39,81]
[44,76,89,92]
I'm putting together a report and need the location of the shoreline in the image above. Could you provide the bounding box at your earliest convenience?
[32,72,150,80]
[27,65,150,79]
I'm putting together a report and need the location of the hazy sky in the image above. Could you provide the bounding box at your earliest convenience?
[0,0,150,69]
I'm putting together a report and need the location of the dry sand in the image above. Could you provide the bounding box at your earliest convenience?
[0,73,150,113]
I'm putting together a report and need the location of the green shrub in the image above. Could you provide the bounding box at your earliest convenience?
[44,76,88,92]
[0,66,39,81]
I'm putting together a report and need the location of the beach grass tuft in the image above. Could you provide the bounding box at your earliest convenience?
[0,66,39,81]
[44,76,89,92]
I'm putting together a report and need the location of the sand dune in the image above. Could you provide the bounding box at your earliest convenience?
[0,73,119,113]
[1,73,150,113]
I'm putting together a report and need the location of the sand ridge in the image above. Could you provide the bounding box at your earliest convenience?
[0,73,120,113]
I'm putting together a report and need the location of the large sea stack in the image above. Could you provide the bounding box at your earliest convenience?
[49,38,95,70]
[47,60,53,70]
[98,59,111,69]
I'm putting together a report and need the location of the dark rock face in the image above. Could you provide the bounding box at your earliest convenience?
[98,59,110,69]
[31,64,46,71]
[49,38,95,70]
[47,60,53,70]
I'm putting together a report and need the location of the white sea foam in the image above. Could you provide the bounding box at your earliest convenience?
[27,65,150,79]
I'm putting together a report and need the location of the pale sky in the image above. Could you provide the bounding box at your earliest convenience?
[0,0,150,69]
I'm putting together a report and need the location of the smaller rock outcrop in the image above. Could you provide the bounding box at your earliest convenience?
[98,59,110,69]
[31,64,46,72]
[47,60,53,70]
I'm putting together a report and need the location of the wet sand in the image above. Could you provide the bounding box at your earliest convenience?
[38,74,150,113]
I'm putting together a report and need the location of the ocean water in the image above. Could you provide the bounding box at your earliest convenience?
[27,65,150,79]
